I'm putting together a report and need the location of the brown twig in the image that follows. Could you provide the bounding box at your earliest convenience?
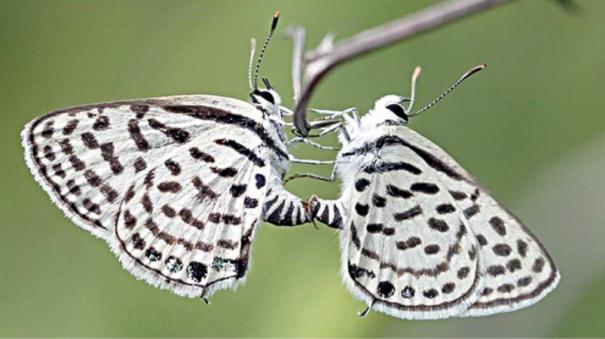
[292,0,514,136]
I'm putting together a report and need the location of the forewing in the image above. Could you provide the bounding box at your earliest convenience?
[339,144,481,320]
[114,126,270,298]
[380,126,560,317]
[21,95,268,239]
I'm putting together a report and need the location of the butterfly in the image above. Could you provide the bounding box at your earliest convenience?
[300,65,560,319]
[20,12,333,301]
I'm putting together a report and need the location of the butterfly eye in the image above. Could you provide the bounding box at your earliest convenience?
[258,90,275,104]
[386,103,407,120]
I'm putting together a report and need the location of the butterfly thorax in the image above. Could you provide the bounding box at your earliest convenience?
[249,88,292,177]
[265,118,290,177]
[335,125,398,192]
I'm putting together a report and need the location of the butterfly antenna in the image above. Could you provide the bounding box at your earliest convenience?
[406,66,422,113]
[253,11,280,90]
[408,64,487,117]
[248,38,257,91]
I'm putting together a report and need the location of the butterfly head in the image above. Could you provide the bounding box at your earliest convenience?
[365,65,487,128]
[371,94,410,125]
[247,12,288,118]
[250,78,283,115]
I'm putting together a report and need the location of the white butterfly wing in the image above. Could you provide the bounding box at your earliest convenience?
[313,131,481,320]
[114,125,270,298]
[312,125,559,318]
[385,126,560,317]
[22,95,267,238]
[22,95,295,297]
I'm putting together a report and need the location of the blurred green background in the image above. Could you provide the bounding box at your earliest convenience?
[1,0,604,337]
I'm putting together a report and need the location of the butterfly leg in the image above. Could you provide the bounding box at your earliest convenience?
[310,107,356,120]
[279,106,294,116]
[284,163,337,184]
[307,195,345,230]
[284,172,334,185]
[289,156,335,165]
[287,137,336,150]
[314,122,342,137]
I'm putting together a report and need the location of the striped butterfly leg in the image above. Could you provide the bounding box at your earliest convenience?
[307,195,345,230]
[262,180,312,226]
[286,137,336,151]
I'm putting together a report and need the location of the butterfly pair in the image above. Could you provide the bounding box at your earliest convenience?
[21,13,559,319]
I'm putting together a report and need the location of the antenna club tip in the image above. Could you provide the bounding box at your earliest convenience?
[461,64,487,80]
[271,11,280,30]
[412,66,422,78]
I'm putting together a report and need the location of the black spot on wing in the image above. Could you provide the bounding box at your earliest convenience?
[130,104,149,118]
[230,184,247,197]
[401,286,415,298]
[372,194,386,207]
[62,119,78,135]
[463,204,480,219]
[366,223,383,233]
[449,190,467,200]
[517,239,528,257]
[377,281,395,298]
[157,181,182,193]
[211,167,238,177]
[427,218,449,232]
[489,216,507,235]
[192,176,218,201]
[386,185,412,198]
[147,118,190,143]
[355,178,370,192]
[92,115,110,131]
[81,132,99,149]
[423,288,439,299]
[164,159,181,176]
[396,237,422,251]
[410,182,439,194]
[393,205,423,221]
[255,174,266,188]
[492,243,512,256]
[189,147,215,162]
[355,203,369,216]
[424,244,440,255]
[436,203,456,214]
[128,119,150,151]
[244,197,258,208]
[186,262,208,283]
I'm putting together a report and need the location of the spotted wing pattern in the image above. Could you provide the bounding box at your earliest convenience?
[312,125,559,318]
[312,136,481,320]
[22,95,301,297]
[386,127,560,317]
[114,125,270,297]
